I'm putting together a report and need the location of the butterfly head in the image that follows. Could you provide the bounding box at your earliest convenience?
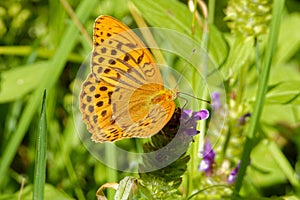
[171,89,178,100]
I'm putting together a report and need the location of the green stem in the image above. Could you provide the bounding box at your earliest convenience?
[234,0,284,194]
[222,121,231,159]
[0,46,84,63]
[105,143,118,199]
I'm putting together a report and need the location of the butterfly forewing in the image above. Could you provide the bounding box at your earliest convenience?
[92,16,163,85]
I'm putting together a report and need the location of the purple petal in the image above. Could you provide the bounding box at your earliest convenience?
[182,118,197,128]
[199,159,210,171]
[227,173,237,184]
[183,109,193,116]
[227,162,241,184]
[238,112,251,125]
[203,141,215,159]
[181,109,192,121]
[211,91,220,100]
[193,109,209,120]
[183,128,199,136]
[198,159,213,176]
[211,91,222,110]
[198,141,215,176]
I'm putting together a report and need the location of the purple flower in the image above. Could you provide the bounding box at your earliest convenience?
[193,109,210,121]
[180,109,209,136]
[181,109,193,121]
[238,112,251,125]
[211,91,221,110]
[198,141,215,175]
[227,162,241,184]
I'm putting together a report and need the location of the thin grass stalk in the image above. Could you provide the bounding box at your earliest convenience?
[33,90,47,200]
[105,143,118,199]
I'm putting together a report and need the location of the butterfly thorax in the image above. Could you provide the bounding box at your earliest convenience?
[151,89,177,104]
[124,84,176,126]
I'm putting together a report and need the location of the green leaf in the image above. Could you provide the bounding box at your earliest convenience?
[269,141,300,189]
[221,36,254,79]
[248,140,287,188]
[249,140,300,190]
[0,62,49,103]
[131,0,197,34]
[33,90,47,200]
[209,25,228,66]
[274,13,300,64]
[115,176,138,200]
[261,104,300,126]
[266,81,300,105]
[269,62,300,84]
[130,0,227,66]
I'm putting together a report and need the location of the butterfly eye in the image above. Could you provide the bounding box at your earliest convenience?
[171,90,177,100]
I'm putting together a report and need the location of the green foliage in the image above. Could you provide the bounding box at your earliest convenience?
[0,62,48,102]
[138,109,189,199]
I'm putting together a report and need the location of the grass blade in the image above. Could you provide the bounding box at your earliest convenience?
[33,90,47,200]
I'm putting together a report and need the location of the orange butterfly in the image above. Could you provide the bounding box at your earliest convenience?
[80,16,177,142]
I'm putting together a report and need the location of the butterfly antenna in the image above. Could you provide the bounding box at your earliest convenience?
[177,95,188,109]
[174,49,197,90]
[178,91,211,104]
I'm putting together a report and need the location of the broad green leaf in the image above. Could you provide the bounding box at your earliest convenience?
[209,25,228,67]
[261,104,300,126]
[269,62,300,84]
[221,36,254,79]
[266,81,300,105]
[131,0,198,34]
[248,140,286,187]
[274,13,300,64]
[130,0,227,66]
[0,62,49,103]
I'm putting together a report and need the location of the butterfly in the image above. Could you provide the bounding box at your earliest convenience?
[79,15,177,142]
